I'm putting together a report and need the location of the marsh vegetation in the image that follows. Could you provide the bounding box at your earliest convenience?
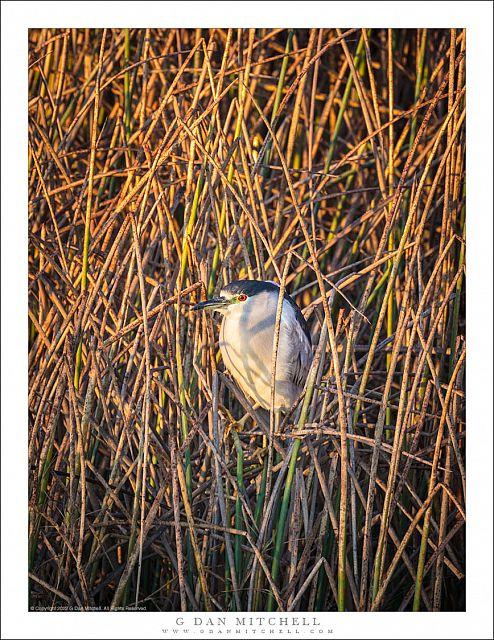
[28,27,465,612]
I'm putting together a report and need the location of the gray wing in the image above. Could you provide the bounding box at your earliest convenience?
[281,302,313,388]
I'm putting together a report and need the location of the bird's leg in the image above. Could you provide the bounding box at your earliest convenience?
[236,403,260,430]
[274,410,280,436]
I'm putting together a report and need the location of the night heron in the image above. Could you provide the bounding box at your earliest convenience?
[192,280,313,413]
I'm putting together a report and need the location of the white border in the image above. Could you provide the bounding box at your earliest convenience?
[2,2,493,639]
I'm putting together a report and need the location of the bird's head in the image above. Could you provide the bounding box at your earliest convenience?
[191,280,271,315]
[192,279,310,344]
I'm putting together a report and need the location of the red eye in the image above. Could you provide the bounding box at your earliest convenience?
[238,293,247,302]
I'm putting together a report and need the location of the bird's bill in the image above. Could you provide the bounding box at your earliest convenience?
[192,296,230,312]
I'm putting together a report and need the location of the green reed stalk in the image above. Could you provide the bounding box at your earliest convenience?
[124,28,131,140]
[261,30,294,177]
[267,324,328,611]
[385,29,395,441]
[175,325,194,589]
[254,448,268,530]
[208,31,253,295]
[449,199,465,377]
[323,33,366,176]
[295,32,366,291]
[231,429,245,598]
[74,31,106,390]
[266,443,301,611]
[410,29,427,148]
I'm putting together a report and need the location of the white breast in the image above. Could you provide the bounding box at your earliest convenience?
[219,291,312,411]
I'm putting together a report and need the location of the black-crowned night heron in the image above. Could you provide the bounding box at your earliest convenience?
[193,280,313,413]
